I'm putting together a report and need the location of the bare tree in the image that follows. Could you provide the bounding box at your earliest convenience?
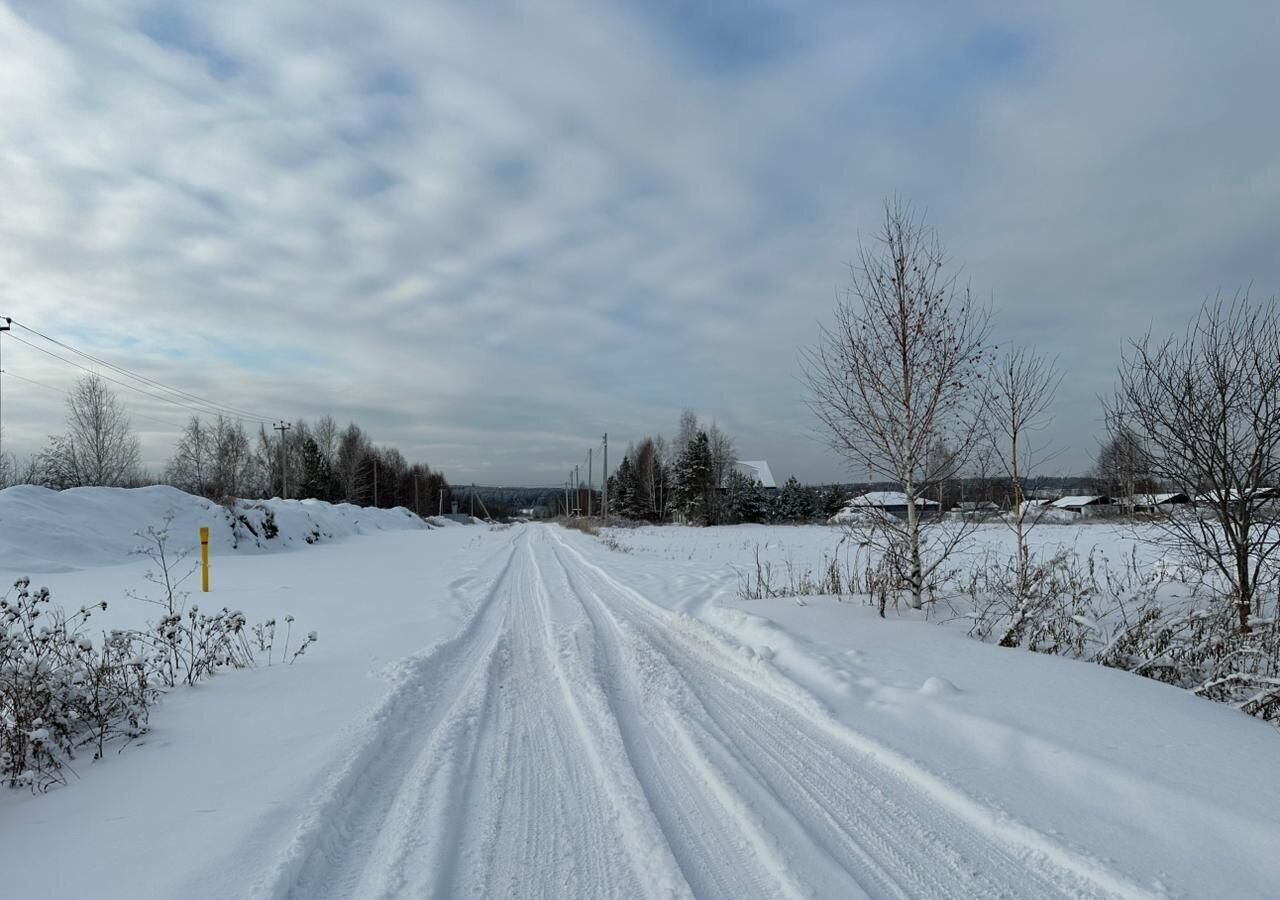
[210,416,253,500]
[707,423,737,525]
[0,447,15,489]
[987,347,1061,629]
[335,423,369,503]
[40,374,141,488]
[313,414,339,476]
[676,408,700,453]
[803,199,991,609]
[1092,420,1152,511]
[166,416,212,496]
[1106,292,1280,633]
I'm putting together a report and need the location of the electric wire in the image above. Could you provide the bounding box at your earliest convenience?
[5,318,277,424]
[4,369,192,431]
[6,331,276,426]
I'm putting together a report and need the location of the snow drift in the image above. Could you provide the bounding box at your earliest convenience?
[0,485,430,573]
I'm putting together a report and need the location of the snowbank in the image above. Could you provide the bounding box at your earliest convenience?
[0,485,431,572]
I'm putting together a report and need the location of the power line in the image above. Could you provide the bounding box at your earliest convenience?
[273,421,292,499]
[4,369,191,430]
[6,332,276,426]
[0,317,9,464]
[5,318,277,424]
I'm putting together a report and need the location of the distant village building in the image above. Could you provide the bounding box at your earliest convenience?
[1132,492,1190,514]
[1193,487,1280,505]
[830,491,941,522]
[954,500,1001,519]
[1050,495,1112,516]
[732,460,777,490]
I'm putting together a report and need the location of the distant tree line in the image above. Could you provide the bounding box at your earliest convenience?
[602,409,849,526]
[1,373,452,515]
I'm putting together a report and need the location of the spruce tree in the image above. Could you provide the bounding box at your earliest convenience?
[673,431,714,525]
[725,469,767,523]
[773,476,816,523]
[613,455,640,520]
[297,436,332,501]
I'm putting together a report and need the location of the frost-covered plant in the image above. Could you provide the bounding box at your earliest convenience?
[967,545,1280,723]
[0,579,155,791]
[3,514,322,793]
[253,618,277,663]
[734,540,868,606]
[289,630,318,665]
[127,520,253,687]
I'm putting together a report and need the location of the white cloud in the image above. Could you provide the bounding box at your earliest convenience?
[1,0,1278,484]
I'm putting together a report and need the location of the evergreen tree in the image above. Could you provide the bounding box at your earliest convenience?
[673,431,714,525]
[821,484,848,519]
[297,436,332,501]
[725,468,767,523]
[772,476,816,523]
[613,455,644,519]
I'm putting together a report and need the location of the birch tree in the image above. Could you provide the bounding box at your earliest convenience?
[987,347,1061,638]
[803,199,990,609]
[1106,292,1280,633]
[40,374,141,488]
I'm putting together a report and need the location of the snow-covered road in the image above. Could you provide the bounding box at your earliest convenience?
[261,526,1149,900]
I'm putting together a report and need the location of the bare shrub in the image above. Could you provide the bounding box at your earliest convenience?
[967,545,1280,723]
[1,580,155,791]
[735,541,870,605]
[127,520,254,687]
[1,519,321,792]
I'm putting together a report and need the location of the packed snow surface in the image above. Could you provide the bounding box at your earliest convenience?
[1,497,1278,899]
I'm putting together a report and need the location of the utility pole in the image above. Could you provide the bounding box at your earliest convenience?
[0,317,10,480]
[439,488,445,516]
[273,421,292,499]
[602,432,608,521]
[588,448,593,517]
[565,481,570,518]
[373,457,379,507]
[574,464,580,514]
[470,484,476,518]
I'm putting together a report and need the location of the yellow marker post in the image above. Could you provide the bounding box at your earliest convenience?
[200,527,210,592]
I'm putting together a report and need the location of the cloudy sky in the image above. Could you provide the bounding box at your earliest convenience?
[2,1,1278,486]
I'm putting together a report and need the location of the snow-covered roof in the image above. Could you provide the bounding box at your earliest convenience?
[1194,487,1279,503]
[734,460,777,489]
[1051,495,1109,508]
[1134,492,1188,506]
[848,491,940,508]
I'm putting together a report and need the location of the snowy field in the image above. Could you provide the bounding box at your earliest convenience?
[1,490,1278,899]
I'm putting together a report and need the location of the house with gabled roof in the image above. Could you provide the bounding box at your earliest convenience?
[830,490,940,522]
[731,460,777,490]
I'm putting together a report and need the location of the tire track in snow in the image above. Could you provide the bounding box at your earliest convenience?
[257,527,693,900]
[257,524,1161,899]
[427,532,685,900]
[548,527,1162,900]
[537,530,841,900]
[254,531,522,900]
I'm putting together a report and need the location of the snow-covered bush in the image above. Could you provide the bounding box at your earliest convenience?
[128,521,254,687]
[0,579,155,790]
[561,518,599,535]
[966,546,1280,722]
[1,518,321,792]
